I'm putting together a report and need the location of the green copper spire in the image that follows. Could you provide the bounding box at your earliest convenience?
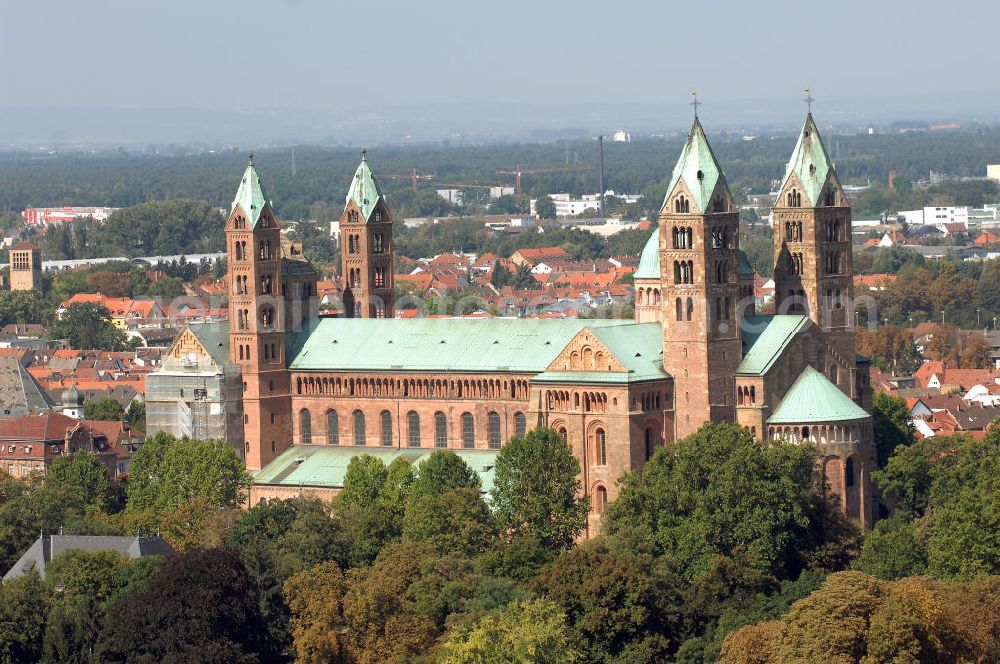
[346,149,386,223]
[661,117,732,214]
[232,152,271,227]
[781,113,836,207]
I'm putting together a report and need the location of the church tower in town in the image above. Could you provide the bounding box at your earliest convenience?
[659,117,742,439]
[772,111,855,364]
[340,151,395,318]
[226,155,291,471]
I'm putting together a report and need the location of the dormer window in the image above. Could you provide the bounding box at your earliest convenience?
[374,210,382,223]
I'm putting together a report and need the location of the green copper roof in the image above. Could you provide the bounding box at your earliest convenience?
[737,315,810,375]
[768,366,869,424]
[287,318,639,373]
[781,113,835,207]
[232,156,270,228]
[254,445,499,494]
[634,228,660,279]
[661,118,731,214]
[738,250,754,276]
[346,152,386,222]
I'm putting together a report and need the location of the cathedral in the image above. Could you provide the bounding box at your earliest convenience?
[149,111,877,533]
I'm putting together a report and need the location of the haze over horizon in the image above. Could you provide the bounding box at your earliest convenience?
[2,0,998,146]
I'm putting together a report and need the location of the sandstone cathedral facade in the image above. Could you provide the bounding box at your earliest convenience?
[151,111,878,533]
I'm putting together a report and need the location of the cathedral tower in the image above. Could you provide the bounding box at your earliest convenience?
[660,118,742,439]
[226,155,291,471]
[772,113,855,362]
[340,151,395,318]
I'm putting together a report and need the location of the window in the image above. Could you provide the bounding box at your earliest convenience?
[374,267,386,288]
[434,411,447,447]
[407,411,420,447]
[327,410,339,445]
[845,457,855,488]
[381,410,393,446]
[373,233,385,253]
[260,306,274,329]
[353,410,366,446]
[299,409,312,444]
[595,428,607,465]
[488,412,501,449]
[514,412,526,438]
[594,485,608,514]
[461,412,474,448]
[644,428,652,461]
[686,298,694,321]
[675,298,683,321]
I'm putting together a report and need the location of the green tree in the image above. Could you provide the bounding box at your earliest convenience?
[402,487,497,556]
[490,427,588,553]
[407,449,480,503]
[47,303,133,351]
[438,598,583,664]
[532,542,684,662]
[535,195,558,220]
[511,263,538,289]
[124,400,145,431]
[125,433,250,511]
[488,194,520,214]
[45,550,128,604]
[226,497,349,655]
[82,397,125,422]
[96,548,274,663]
[605,422,838,579]
[0,572,50,664]
[871,392,916,467]
[852,516,927,580]
[0,290,50,326]
[41,595,101,664]
[335,454,389,510]
[46,451,113,512]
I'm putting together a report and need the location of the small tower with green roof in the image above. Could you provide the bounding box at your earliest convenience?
[659,116,743,438]
[772,111,855,368]
[340,150,395,318]
[767,365,876,528]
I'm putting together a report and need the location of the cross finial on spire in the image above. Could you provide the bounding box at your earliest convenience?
[803,87,814,113]
[690,90,700,119]
[248,151,254,165]
[360,147,367,162]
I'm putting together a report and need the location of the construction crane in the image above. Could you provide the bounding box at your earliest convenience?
[495,163,596,196]
[375,168,435,192]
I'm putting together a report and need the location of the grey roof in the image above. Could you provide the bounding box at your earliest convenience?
[3,534,175,582]
[188,322,232,367]
[0,357,55,418]
[45,384,139,409]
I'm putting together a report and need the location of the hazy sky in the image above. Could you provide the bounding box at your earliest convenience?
[2,0,998,115]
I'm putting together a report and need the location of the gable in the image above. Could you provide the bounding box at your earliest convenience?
[165,327,220,371]
[547,328,628,373]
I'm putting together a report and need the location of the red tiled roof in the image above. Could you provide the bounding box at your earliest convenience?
[854,274,897,288]
[0,412,79,442]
